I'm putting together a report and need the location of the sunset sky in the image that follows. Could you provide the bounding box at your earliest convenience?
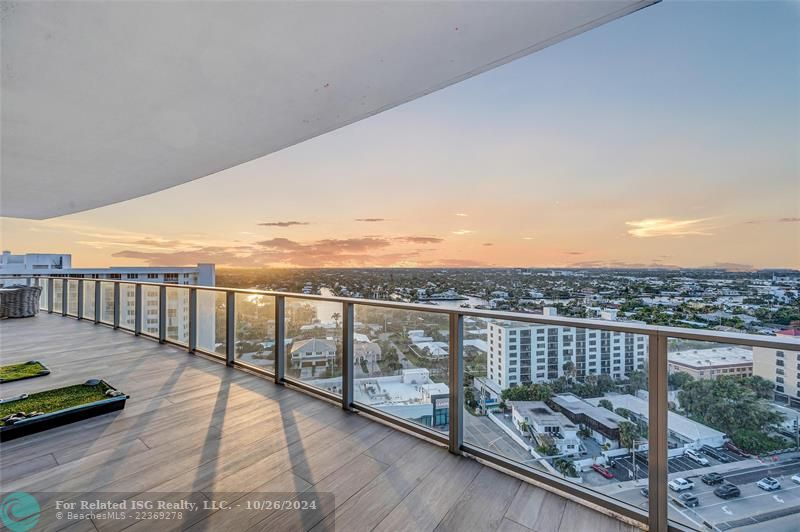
[2,1,798,270]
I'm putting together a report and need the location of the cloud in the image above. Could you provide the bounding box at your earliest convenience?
[482,243,494,247]
[563,251,584,255]
[779,217,800,223]
[258,221,309,227]
[355,218,386,222]
[396,236,444,244]
[455,213,468,217]
[452,229,474,235]
[626,218,713,238]
[522,236,534,241]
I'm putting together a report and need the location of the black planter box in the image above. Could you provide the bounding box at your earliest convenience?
[0,360,51,384]
[0,380,128,442]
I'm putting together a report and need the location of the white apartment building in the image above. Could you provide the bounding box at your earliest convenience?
[487,314,648,389]
[0,251,215,348]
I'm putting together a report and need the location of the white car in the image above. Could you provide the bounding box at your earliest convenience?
[792,474,800,485]
[757,477,781,491]
[668,478,695,492]
[685,449,709,466]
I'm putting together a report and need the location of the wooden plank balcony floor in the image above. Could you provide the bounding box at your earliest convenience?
[0,314,642,532]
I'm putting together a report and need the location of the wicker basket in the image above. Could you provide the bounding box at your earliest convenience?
[0,285,42,318]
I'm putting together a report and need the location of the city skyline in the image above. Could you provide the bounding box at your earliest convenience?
[2,1,798,270]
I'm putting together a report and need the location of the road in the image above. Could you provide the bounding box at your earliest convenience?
[463,411,544,468]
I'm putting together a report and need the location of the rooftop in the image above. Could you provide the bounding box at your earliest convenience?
[667,346,753,369]
[0,313,637,532]
[586,394,726,443]
[549,394,627,431]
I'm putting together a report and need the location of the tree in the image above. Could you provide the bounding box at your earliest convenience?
[562,360,576,383]
[627,370,648,393]
[618,420,641,449]
[554,458,578,478]
[501,383,553,402]
[668,371,694,390]
[599,399,614,411]
[678,376,784,453]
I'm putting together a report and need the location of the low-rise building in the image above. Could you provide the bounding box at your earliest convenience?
[667,346,753,380]
[586,394,727,449]
[509,400,580,456]
[290,338,337,370]
[548,393,626,449]
[310,368,449,428]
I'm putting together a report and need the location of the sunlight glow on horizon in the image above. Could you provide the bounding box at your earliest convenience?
[1,1,798,271]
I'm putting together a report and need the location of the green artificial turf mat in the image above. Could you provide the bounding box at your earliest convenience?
[0,382,111,425]
[0,361,49,383]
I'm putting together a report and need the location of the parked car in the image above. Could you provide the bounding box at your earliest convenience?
[791,474,800,485]
[757,477,781,491]
[701,445,730,463]
[714,483,741,499]
[685,449,710,466]
[701,472,725,485]
[591,464,614,479]
[724,441,749,457]
[678,492,699,508]
[668,478,695,492]
[640,487,649,498]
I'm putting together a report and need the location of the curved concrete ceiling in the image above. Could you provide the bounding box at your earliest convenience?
[1,0,656,219]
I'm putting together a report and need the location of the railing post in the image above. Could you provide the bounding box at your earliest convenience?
[226,291,235,367]
[77,279,84,320]
[341,302,354,410]
[94,281,101,323]
[648,332,669,532]
[448,313,464,454]
[113,282,120,328]
[134,283,142,335]
[61,278,68,316]
[158,284,167,343]
[188,287,197,352]
[47,278,54,314]
[274,295,285,384]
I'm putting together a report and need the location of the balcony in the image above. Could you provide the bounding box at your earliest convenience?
[2,277,799,531]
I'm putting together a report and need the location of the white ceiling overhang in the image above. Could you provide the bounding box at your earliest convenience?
[1,0,657,219]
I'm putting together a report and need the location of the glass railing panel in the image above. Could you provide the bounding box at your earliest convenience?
[99,281,114,324]
[39,279,49,310]
[118,283,136,330]
[234,292,276,372]
[52,278,63,312]
[284,297,343,396]
[351,304,450,433]
[139,285,161,336]
[81,280,95,319]
[664,338,800,530]
[66,280,79,316]
[462,315,651,509]
[165,286,190,345]
[196,288,224,355]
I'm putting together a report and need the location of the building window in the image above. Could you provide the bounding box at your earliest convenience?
[776,351,784,358]
[147,273,159,279]
[126,273,139,279]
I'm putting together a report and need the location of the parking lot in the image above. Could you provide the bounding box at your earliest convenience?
[610,446,750,481]
[612,455,800,531]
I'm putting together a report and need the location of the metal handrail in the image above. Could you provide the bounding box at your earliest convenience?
[4,274,800,531]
